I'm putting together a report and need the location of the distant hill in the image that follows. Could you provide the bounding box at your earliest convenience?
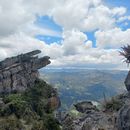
[40,68,127,110]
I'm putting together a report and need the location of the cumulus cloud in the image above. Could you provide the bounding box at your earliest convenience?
[50,48,123,69]
[53,0,111,31]
[95,28,130,48]
[0,0,129,69]
[52,0,128,31]
[0,0,34,37]
[112,7,127,16]
[62,30,88,55]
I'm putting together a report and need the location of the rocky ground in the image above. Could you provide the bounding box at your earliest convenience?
[58,92,130,130]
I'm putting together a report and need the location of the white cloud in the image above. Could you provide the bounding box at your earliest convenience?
[0,33,45,59]
[112,7,127,16]
[50,48,122,69]
[0,0,34,37]
[0,0,129,69]
[117,16,130,22]
[62,29,88,55]
[52,1,128,31]
[23,0,61,16]
[95,28,130,48]
[53,0,109,31]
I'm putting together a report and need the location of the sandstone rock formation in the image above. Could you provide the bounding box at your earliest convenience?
[0,50,51,94]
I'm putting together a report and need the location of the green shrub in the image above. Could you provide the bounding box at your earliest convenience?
[31,120,46,130]
[2,94,29,118]
[23,80,54,115]
[104,97,124,111]
[0,79,60,130]
[44,114,61,130]
[0,115,24,130]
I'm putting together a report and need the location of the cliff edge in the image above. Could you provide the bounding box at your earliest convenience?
[0,50,50,94]
[0,50,61,130]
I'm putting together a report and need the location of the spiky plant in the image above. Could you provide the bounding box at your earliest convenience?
[120,45,130,65]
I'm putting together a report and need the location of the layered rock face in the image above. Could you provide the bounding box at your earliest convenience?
[116,67,130,130]
[0,50,51,94]
[125,71,130,91]
[116,93,130,130]
[117,103,130,130]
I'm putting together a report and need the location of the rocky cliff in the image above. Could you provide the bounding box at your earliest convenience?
[0,50,50,94]
[0,51,61,130]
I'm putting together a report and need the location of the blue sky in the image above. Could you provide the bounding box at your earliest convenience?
[105,0,130,13]
[34,0,130,48]
[105,0,130,30]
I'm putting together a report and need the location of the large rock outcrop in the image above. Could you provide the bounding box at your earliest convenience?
[0,51,61,130]
[0,50,51,94]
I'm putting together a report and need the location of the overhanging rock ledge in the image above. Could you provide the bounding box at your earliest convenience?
[0,50,51,94]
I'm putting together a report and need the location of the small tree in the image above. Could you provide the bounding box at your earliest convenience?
[120,45,130,65]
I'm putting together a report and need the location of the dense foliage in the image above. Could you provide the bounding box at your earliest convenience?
[0,80,61,130]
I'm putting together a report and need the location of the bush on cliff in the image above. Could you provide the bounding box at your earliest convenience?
[0,80,61,130]
[103,96,124,112]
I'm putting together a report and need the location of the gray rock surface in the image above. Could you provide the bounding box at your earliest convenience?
[62,101,116,130]
[116,73,130,130]
[62,93,130,130]
[117,101,130,130]
[125,71,130,91]
[74,101,98,113]
[0,50,50,94]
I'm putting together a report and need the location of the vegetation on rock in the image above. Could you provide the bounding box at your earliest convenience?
[120,45,130,64]
[103,96,124,112]
[0,80,61,130]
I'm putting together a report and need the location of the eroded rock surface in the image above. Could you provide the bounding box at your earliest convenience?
[0,50,51,94]
[61,101,115,130]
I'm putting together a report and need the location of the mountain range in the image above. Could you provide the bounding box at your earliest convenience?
[40,68,127,110]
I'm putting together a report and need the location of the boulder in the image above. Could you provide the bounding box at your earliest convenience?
[74,101,98,113]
